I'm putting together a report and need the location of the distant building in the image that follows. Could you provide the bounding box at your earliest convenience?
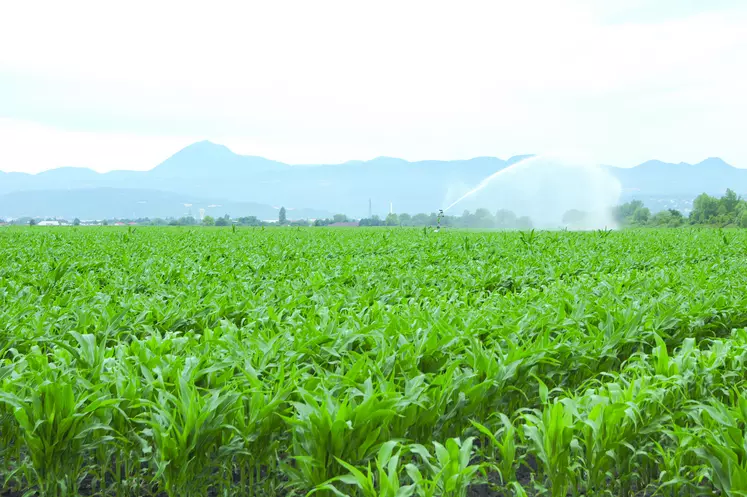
[37,220,61,226]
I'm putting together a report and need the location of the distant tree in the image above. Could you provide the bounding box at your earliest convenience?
[473,208,494,228]
[102,220,108,226]
[202,215,215,226]
[651,210,672,226]
[151,218,167,226]
[278,207,287,225]
[178,216,197,226]
[613,200,646,225]
[632,206,651,224]
[73,218,81,226]
[399,213,412,226]
[690,193,719,224]
[385,213,399,226]
[333,213,348,223]
[359,215,388,226]
[410,213,429,226]
[515,216,533,230]
[29,219,37,226]
[739,210,747,228]
[685,189,747,226]
[238,216,262,226]
[723,189,740,212]
[495,209,517,229]
[562,209,587,226]
[216,214,230,226]
[667,209,684,227]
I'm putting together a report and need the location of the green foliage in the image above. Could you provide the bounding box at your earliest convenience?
[237,215,263,226]
[690,189,747,226]
[385,213,399,226]
[1,228,747,495]
[177,216,197,226]
[201,215,215,226]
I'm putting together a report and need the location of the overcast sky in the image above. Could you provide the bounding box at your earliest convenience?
[1,0,746,173]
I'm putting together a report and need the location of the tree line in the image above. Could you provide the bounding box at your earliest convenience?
[614,189,747,228]
[10,189,747,229]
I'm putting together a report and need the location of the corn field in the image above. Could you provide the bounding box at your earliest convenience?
[2,227,747,496]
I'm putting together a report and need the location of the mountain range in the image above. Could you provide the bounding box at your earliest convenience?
[0,141,743,219]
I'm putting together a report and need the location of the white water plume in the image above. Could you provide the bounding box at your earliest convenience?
[444,154,622,230]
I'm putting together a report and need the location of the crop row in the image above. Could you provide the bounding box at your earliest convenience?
[1,228,747,496]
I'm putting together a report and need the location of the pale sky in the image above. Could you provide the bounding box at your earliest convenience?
[1,0,746,173]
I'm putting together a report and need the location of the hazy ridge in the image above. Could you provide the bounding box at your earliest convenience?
[0,141,743,219]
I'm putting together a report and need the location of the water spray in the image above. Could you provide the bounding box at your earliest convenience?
[440,154,622,230]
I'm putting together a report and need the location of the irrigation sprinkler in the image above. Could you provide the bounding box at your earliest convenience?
[435,209,444,232]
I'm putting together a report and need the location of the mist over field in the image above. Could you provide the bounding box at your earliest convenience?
[443,155,622,229]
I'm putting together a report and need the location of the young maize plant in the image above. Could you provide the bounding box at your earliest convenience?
[0,228,746,496]
[308,441,416,497]
[407,438,481,497]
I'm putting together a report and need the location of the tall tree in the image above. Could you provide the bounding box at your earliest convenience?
[495,209,517,229]
[279,207,287,225]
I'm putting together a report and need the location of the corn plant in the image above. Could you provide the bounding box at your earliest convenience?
[408,437,481,497]
[470,414,518,486]
[521,399,578,497]
[144,375,240,497]
[309,441,415,497]
[1,227,747,496]
[0,374,119,496]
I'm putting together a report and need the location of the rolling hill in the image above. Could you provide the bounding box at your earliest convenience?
[0,141,743,218]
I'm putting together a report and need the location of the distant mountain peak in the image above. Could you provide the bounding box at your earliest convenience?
[635,159,671,168]
[695,157,731,168]
[150,140,288,178]
[174,140,233,156]
[634,157,734,169]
